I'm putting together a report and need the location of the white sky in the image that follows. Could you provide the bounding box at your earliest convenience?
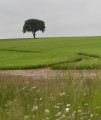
[0,0,101,39]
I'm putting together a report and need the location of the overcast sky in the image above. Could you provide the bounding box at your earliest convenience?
[0,0,101,39]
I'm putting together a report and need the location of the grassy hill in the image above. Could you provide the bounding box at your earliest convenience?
[0,37,101,70]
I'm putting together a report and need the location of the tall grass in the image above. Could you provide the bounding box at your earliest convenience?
[0,72,101,120]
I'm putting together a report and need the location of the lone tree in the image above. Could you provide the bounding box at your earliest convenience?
[23,19,45,38]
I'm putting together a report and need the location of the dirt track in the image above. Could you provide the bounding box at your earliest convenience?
[0,68,64,80]
[0,68,101,80]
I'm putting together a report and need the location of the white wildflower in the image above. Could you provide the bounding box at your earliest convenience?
[55,112,61,116]
[24,115,29,119]
[66,104,70,107]
[46,117,49,120]
[61,114,66,118]
[32,106,38,111]
[5,104,7,107]
[39,98,42,100]
[59,92,66,96]
[26,81,29,84]
[54,105,60,108]
[80,113,84,115]
[65,107,69,112]
[84,103,89,106]
[96,106,100,109]
[22,86,26,90]
[34,98,38,101]
[45,109,50,113]
[78,110,82,112]
[71,113,75,117]
[80,117,84,119]
[73,111,76,114]
[90,114,94,117]
[31,86,36,89]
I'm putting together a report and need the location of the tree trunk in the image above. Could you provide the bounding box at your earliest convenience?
[33,32,36,39]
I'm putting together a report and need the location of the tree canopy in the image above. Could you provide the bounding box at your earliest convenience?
[23,19,45,38]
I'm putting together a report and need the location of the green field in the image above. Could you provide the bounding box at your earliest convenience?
[0,37,101,70]
[1,37,101,120]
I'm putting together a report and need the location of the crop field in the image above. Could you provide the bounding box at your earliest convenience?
[0,37,101,70]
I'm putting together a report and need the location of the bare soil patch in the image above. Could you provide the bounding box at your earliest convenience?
[0,68,101,80]
[0,68,64,80]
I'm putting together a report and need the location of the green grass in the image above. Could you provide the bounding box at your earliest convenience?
[0,72,101,120]
[52,59,101,70]
[1,37,101,69]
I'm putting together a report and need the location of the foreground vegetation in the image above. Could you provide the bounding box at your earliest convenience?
[0,72,101,120]
[0,37,101,70]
